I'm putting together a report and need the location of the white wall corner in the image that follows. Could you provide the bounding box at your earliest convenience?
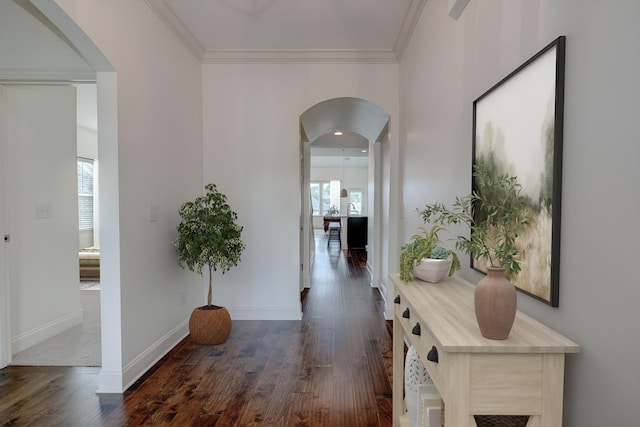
[393,0,428,61]
[448,0,470,19]
[143,0,205,61]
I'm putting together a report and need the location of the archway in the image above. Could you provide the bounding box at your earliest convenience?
[299,97,390,295]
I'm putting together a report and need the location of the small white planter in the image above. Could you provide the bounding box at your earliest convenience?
[412,258,452,283]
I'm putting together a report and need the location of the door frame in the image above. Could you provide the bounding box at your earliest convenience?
[0,85,10,367]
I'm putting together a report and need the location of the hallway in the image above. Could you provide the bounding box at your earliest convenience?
[0,230,393,426]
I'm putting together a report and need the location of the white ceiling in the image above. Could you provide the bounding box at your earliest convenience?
[145,0,426,63]
[311,132,370,168]
[167,0,409,50]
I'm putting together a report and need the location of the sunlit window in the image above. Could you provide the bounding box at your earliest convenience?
[77,158,94,230]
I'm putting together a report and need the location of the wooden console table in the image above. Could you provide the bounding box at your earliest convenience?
[391,273,579,427]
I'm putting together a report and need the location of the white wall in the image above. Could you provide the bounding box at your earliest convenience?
[310,166,368,196]
[55,0,204,391]
[4,85,82,353]
[77,127,97,159]
[0,0,94,81]
[399,0,640,425]
[203,62,399,320]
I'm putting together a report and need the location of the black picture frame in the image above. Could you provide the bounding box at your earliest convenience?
[472,36,565,307]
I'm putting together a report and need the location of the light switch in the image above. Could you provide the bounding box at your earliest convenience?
[36,203,53,219]
[148,205,159,222]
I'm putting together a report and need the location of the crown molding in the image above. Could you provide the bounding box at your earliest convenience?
[144,0,205,61]
[393,0,427,61]
[203,49,398,64]
[145,0,427,64]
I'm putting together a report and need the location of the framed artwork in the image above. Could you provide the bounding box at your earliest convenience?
[472,36,566,306]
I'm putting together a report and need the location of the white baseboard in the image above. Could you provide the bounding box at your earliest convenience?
[121,320,190,392]
[97,306,302,393]
[98,319,190,393]
[97,368,124,394]
[366,262,374,283]
[11,308,83,353]
[377,278,395,320]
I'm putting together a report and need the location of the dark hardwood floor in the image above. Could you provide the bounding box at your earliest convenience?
[0,231,393,426]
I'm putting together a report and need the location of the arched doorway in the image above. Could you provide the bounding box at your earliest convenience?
[299,97,390,296]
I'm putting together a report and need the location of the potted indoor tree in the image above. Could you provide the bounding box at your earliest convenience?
[418,163,530,339]
[400,225,460,283]
[175,183,245,345]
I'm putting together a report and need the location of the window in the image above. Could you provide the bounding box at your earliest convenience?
[77,158,94,230]
[349,189,364,215]
[310,180,340,216]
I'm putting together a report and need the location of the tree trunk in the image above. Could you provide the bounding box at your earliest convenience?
[207,264,213,306]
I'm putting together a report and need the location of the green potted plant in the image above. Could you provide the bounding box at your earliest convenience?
[400,225,460,283]
[175,183,245,344]
[418,163,530,339]
[327,205,339,216]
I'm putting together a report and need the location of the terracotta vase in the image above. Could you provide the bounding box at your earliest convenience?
[474,266,517,340]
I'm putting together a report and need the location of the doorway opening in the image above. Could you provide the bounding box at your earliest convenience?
[5,83,102,368]
[299,97,390,302]
[0,1,121,390]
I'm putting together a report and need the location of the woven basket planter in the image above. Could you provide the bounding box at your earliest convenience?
[189,305,232,345]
